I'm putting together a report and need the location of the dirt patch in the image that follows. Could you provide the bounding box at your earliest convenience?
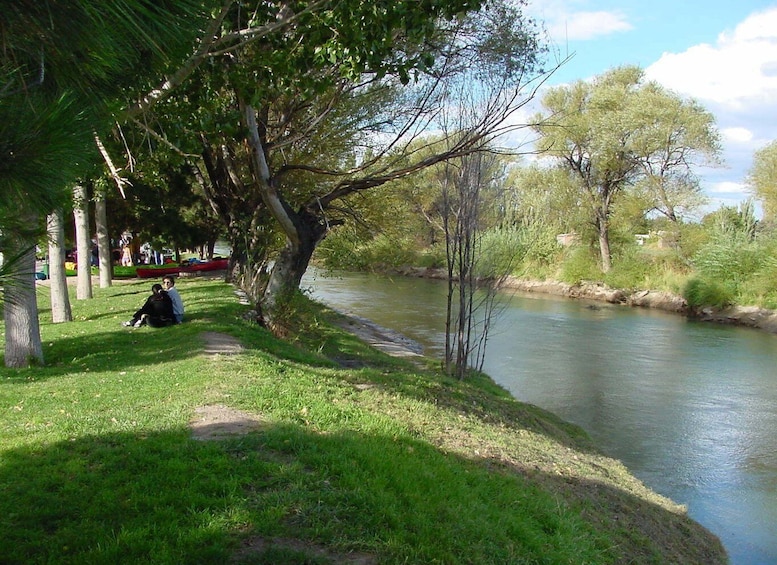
[189,404,266,441]
[232,536,377,564]
[201,331,244,356]
[329,313,424,360]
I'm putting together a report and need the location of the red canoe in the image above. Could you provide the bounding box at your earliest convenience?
[135,258,229,278]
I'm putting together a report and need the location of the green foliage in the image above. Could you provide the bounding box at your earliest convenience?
[748,139,777,221]
[478,222,561,279]
[602,246,654,290]
[318,231,432,271]
[693,239,762,286]
[557,245,602,284]
[736,256,777,309]
[692,202,766,298]
[683,277,735,309]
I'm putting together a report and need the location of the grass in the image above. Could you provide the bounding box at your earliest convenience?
[0,277,727,564]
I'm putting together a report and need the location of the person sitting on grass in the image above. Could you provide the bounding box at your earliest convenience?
[162,275,184,323]
[122,284,176,328]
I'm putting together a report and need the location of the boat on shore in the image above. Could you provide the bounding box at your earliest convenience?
[135,258,229,278]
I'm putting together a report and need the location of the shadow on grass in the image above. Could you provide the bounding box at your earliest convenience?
[2,294,252,383]
[0,418,727,565]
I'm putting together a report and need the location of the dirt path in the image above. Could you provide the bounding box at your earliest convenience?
[328,312,424,360]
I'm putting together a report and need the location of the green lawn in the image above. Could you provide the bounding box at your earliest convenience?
[0,277,726,564]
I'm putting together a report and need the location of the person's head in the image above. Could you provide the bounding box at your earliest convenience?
[151,283,163,294]
[162,276,175,289]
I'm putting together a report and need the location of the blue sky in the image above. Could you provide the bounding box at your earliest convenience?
[523,0,777,216]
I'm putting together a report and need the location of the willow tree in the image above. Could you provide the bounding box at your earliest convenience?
[130,0,546,329]
[533,66,720,272]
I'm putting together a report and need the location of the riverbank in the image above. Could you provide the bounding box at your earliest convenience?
[1,277,728,563]
[388,265,777,335]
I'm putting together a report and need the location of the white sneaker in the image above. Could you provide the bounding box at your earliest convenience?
[133,320,143,328]
[122,321,133,327]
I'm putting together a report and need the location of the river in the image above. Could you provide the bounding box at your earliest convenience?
[303,269,777,565]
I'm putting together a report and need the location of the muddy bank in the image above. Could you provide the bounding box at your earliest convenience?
[388,266,777,335]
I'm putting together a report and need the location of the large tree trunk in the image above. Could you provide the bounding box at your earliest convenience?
[262,216,321,314]
[73,184,93,299]
[94,190,112,288]
[46,210,72,323]
[3,227,44,367]
[243,103,328,326]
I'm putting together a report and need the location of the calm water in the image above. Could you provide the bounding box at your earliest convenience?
[304,269,777,565]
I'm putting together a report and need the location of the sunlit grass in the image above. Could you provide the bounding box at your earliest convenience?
[0,277,725,564]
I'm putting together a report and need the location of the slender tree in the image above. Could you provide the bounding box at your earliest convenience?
[73,184,93,299]
[46,210,73,323]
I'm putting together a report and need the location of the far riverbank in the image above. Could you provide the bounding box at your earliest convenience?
[384,266,777,335]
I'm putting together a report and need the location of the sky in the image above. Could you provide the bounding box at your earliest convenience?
[522,0,777,216]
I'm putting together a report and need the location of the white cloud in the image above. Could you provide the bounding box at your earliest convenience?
[645,8,777,108]
[708,180,749,195]
[547,11,632,41]
[722,127,754,144]
[642,7,777,213]
[526,1,632,41]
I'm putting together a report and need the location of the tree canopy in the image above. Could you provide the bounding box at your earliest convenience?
[123,0,545,327]
[532,66,720,272]
[748,140,777,222]
[1,0,209,367]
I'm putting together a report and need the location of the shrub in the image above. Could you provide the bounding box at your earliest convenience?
[557,245,601,284]
[683,277,735,309]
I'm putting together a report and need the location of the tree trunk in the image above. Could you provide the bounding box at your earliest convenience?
[73,184,93,299]
[3,226,44,367]
[261,210,324,326]
[94,190,112,288]
[243,103,327,326]
[46,210,72,323]
[597,212,612,273]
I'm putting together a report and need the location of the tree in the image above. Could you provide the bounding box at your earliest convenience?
[46,210,73,323]
[438,150,510,378]
[748,140,777,222]
[533,66,720,272]
[73,185,93,300]
[130,0,545,330]
[1,0,208,367]
[631,83,719,222]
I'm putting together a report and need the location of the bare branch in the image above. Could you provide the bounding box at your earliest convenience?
[94,133,130,198]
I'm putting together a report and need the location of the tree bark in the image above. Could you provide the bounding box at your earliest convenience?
[94,190,113,288]
[3,223,44,367]
[73,184,93,299]
[262,211,323,312]
[596,211,612,273]
[46,210,72,323]
[243,104,328,325]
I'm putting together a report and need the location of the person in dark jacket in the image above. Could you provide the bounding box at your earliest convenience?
[122,284,176,328]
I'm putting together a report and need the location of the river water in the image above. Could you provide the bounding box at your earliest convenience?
[303,269,777,565]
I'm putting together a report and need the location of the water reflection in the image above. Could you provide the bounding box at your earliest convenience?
[305,269,777,565]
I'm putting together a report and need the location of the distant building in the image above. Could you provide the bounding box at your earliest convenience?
[556,233,580,246]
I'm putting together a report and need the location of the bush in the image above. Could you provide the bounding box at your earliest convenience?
[557,245,601,284]
[735,255,777,309]
[683,277,735,309]
[318,231,430,271]
[604,245,691,292]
